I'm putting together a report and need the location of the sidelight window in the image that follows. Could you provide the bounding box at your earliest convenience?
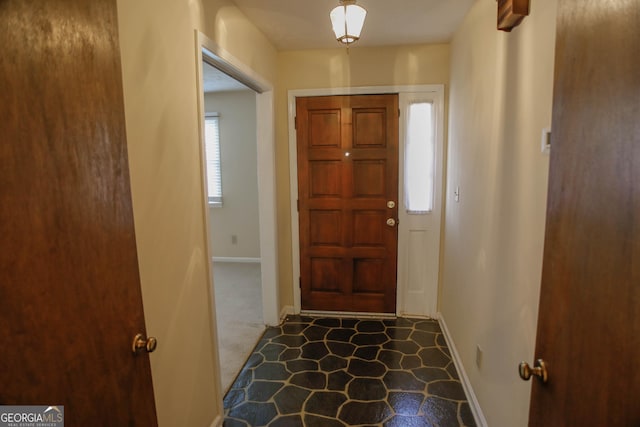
[404,101,435,213]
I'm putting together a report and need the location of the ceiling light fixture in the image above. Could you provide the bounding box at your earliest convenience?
[330,0,367,46]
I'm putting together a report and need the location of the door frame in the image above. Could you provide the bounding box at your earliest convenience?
[288,85,445,316]
[194,31,280,327]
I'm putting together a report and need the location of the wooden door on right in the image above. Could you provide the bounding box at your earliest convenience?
[527,0,640,425]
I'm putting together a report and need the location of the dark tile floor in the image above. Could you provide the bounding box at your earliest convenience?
[223,316,476,427]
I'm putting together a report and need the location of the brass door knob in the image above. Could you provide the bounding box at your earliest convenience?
[132,333,158,355]
[519,359,548,383]
[386,218,397,227]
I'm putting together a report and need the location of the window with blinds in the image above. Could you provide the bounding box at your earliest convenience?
[204,114,223,206]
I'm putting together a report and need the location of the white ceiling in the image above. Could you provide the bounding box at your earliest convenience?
[231,0,477,50]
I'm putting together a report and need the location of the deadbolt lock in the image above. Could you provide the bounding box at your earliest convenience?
[387,201,396,209]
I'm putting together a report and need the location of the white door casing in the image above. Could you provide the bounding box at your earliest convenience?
[288,85,445,318]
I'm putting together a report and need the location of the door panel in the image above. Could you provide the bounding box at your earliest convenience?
[353,160,387,196]
[528,0,640,425]
[0,1,157,425]
[297,95,399,313]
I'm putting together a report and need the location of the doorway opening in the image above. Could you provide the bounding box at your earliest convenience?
[202,62,263,391]
[195,32,278,394]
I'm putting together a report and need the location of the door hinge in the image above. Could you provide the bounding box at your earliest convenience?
[294,116,297,130]
[398,108,401,117]
[297,199,299,211]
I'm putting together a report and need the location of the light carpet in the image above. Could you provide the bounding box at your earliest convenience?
[213,261,265,393]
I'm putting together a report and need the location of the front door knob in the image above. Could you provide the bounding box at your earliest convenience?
[519,359,548,383]
[132,333,158,355]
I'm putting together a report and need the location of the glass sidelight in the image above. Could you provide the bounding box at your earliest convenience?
[404,101,435,214]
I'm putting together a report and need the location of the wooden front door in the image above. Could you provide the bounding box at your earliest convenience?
[296,94,399,313]
[0,1,158,425]
[528,0,640,425]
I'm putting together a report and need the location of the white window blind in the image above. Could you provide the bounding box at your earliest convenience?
[204,114,223,206]
[404,101,435,213]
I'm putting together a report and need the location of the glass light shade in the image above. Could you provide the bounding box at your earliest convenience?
[330,2,367,45]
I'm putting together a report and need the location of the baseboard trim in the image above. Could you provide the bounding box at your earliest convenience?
[437,312,488,427]
[209,414,223,427]
[212,257,261,263]
[397,313,434,320]
[279,305,294,322]
[301,310,396,319]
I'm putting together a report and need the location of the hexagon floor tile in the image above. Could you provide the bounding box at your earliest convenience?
[223,316,476,427]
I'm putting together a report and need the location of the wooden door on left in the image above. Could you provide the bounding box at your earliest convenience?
[0,1,158,425]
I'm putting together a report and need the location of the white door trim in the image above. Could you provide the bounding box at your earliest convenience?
[195,31,279,327]
[288,85,445,316]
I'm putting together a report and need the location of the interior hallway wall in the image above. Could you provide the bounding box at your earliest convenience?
[441,0,557,425]
[116,0,276,425]
[205,90,260,259]
[276,44,450,310]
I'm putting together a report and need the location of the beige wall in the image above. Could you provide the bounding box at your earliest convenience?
[205,90,260,258]
[276,44,451,309]
[441,0,557,425]
[202,2,277,85]
[116,0,276,425]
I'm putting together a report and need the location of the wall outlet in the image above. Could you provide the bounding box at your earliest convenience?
[476,345,483,369]
[231,235,238,244]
